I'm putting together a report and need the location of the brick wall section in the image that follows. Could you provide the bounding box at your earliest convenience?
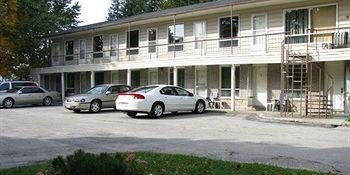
[158,67,168,84]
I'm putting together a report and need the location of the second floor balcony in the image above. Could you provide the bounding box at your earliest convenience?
[50,26,350,67]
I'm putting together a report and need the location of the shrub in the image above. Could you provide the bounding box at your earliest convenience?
[52,150,135,175]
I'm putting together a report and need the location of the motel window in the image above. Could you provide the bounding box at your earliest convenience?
[65,40,74,61]
[110,35,118,58]
[285,5,336,44]
[219,16,239,47]
[287,64,306,98]
[127,30,139,55]
[168,24,184,51]
[220,66,240,97]
[169,68,185,88]
[79,40,86,60]
[285,9,309,43]
[95,72,105,85]
[148,28,157,53]
[93,35,103,58]
[66,73,75,94]
[52,43,60,63]
[131,70,141,88]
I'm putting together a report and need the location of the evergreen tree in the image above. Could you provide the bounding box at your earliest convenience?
[107,0,123,20]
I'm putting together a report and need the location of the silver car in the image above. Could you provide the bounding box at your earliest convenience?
[0,86,60,108]
[64,84,131,113]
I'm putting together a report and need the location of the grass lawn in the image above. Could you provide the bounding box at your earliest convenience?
[0,152,329,175]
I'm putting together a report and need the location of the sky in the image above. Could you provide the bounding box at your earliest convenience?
[75,0,112,26]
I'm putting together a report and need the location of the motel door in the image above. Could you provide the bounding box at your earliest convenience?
[195,68,207,98]
[252,14,267,52]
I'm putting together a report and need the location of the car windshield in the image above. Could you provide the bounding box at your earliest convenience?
[7,87,22,93]
[86,86,108,94]
[130,86,158,93]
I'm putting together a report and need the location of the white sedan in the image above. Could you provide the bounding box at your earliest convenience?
[115,85,208,118]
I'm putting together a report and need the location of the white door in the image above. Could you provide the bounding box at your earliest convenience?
[79,40,86,64]
[252,65,267,108]
[195,67,207,98]
[110,34,118,62]
[149,69,158,85]
[252,14,267,52]
[193,21,206,55]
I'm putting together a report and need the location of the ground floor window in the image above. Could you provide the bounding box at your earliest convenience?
[169,68,185,87]
[131,70,141,87]
[220,66,240,97]
[66,73,75,94]
[287,64,306,98]
[95,72,105,85]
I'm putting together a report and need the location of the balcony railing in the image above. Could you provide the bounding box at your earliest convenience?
[50,27,350,67]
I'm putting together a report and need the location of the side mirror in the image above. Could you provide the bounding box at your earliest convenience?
[189,93,194,97]
[105,91,111,95]
[18,91,22,94]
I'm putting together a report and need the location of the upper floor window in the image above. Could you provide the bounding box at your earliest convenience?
[79,40,86,60]
[127,30,139,55]
[148,28,157,53]
[168,24,184,51]
[65,40,74,61]
[52,43,60,63]
[285,9,309,43]
[285,5,336,44]
[93,35,103,58]
[219,16,239,47]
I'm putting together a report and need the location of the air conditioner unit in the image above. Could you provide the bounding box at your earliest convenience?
[332,32,349,48]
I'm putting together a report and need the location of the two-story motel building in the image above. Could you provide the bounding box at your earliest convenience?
[31,0,350,114]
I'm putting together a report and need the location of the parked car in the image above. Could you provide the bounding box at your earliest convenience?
[64,84,131,113]
[115,85,208,118]
[0,86,60,108]
[0,81,38,93]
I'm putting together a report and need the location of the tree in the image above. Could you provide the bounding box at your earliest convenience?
[161,0,214,9]
[0,0,81,79]
[106,0,214,21]
[0,0,18,78]
[107,0,123,21]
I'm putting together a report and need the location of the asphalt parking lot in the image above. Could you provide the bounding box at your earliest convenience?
[0,106,349,174]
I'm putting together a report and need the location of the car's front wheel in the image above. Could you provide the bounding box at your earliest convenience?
[42,96,53,106]
[89,100,101,113]
[194,100,205,114]
[3,98,14,108]
[150,102,164,118]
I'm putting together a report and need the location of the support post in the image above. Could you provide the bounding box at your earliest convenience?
[231,64,236,111]
[90,71,95,88]
[230,5,233,54]
[173,66,178,86]
[37,74,41,86]
[127,69,131,86]
[61,72,65,104]
[173,14,176,58]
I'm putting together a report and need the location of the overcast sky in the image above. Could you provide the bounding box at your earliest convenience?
[75,0,111,26]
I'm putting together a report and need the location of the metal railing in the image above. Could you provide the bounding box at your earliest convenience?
[49,32,287,67]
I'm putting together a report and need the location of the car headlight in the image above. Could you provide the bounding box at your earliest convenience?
[74,99,86,103]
